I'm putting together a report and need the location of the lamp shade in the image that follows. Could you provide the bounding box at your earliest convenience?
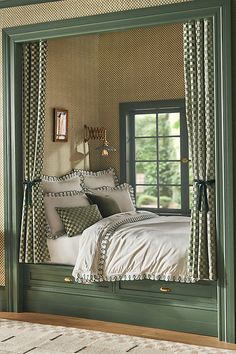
[84,125,116,157]
[95,140,116,156]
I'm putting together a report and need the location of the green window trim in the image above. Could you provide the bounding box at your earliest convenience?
[120,99,191,215]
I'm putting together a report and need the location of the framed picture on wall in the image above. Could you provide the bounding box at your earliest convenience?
[53,108,68,142]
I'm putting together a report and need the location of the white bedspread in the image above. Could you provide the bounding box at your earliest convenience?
[47,234,81,265]
[72,211,191,283]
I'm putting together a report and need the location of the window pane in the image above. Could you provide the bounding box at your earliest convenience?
[159,185,181,209]
[158,112,180,136]
[135,114,156,137]
[159,137,180,160]
[159,162,181,184]
[136,185,157,208]
[136,162,157,184]
[135,138,157,160]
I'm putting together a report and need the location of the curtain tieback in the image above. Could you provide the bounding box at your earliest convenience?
[194,179,215,213]
[23,179,42,206]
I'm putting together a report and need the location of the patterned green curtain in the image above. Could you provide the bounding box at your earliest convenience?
[183,18,216,280]
[19,41,50,263]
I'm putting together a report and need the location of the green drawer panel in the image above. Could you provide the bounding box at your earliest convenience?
[117,279,216,299]
[22,264,217,336]
[22,264,216,310]
[22,264,112,293]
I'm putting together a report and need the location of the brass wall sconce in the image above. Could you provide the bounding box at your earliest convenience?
[84,125,116,157]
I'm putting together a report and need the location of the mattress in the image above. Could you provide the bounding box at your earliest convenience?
[47,234,81,265]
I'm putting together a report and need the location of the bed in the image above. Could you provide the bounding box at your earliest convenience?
[47,234,81,265]
[43,168,190,282]
[72,212,190,283]
[30,168,216,336]
[47,211,190,282]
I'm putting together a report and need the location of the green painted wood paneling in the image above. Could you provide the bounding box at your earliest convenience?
[117,279,216,303]
[23,264,113,297]
[3,0,223,43]
[3,37,23,313]
[23,264,217,307]
[3,0,234,342]
[212,0,235,343]
[22,264,217,336]
[23,290,217,336]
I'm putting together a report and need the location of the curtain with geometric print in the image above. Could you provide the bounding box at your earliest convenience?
[183,18,217,280]
[19,41,50,263]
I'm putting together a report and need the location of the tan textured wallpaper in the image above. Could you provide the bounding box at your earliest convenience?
[0,0,191,285]
[44,24,184,176]
[44,35,100,175]
[98,24,184,173]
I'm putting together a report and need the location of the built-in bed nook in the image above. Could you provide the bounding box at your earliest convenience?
[4,0,235,344]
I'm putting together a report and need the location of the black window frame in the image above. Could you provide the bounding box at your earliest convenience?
[120,99,190,216]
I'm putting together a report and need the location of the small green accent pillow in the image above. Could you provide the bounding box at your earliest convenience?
[56,204,102,237]
[86,193,121,218]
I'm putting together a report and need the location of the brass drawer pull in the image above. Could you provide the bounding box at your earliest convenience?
[64,276,74,284]
[160,287,172,293]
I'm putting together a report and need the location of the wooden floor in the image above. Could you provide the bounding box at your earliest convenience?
[0,312,236,351]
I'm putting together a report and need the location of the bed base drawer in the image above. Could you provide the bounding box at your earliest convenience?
[23,264,112,295]
[115,279,216,306]
[22,264,217,337]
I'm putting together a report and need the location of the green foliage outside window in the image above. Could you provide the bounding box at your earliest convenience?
[135,114,181,208]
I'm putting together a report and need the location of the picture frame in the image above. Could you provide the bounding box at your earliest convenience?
[53,108,68,142]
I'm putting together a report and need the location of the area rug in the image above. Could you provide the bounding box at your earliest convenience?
[0,319,234,354]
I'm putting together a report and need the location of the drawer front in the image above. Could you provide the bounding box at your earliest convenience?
[23,264,112,294]
[117,279,215,297]
[115,280,217,307]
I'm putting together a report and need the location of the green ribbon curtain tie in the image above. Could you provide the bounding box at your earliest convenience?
[194,179,215,213]
[23,179,42,206]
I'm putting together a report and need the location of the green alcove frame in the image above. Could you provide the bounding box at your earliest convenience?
[2,0,234,343]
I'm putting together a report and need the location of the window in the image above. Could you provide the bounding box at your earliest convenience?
[120,100,191,214]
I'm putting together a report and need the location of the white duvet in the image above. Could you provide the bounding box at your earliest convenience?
[72,211,191,283]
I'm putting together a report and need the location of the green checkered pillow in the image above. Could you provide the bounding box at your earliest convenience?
[56,204,102,237]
